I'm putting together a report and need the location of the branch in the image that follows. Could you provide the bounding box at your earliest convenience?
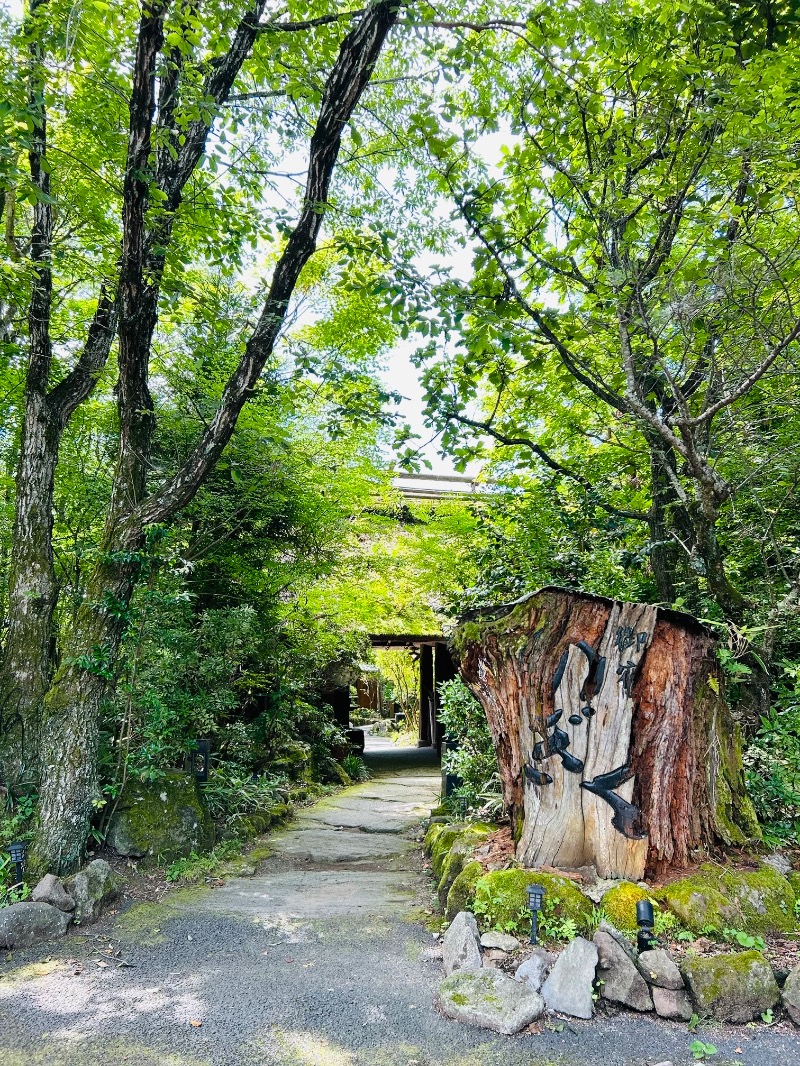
[135,0,402,529]
[258,10,364,32]
[685,315,800,427]
[447,410,648,522]
[47,290,118,428]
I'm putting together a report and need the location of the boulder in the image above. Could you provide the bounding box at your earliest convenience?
[515,948,556,993]
[445,860,482,920]
[66,859,125,926]
[601,882,649,932]
[473,869,593,937]
[638,948,684,990]
[436,968,545,1035]
[0,902,72,948]
[661,863,796,935]
[681,950,780,1023]
[442,910,482,976]
[541,936,598,1019]
[31,873,75,913]
[107,770,215,863]
[782,961,800,1025]
[594,930,653,1011]
[652,986,693,1021]
[480,931,521,952]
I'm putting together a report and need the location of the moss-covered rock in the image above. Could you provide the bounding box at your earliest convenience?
[788,870,800,899]
[473,869,593,937]
[66,859,125,926]
[435,824,493,904]
[107,770,215,864]
[601,883,649,931]
[446,860,484,920]
[270,740,314,782]
[269,802,293,823]
[661,863,796,935]
[429,822,492,883]
[681,950,780,1023]
[424,821,445,856]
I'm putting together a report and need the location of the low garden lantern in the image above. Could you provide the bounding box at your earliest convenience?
[526,883,545,944]
[8,840,27,885]
[189,739,211,784]
[636,899,656,952]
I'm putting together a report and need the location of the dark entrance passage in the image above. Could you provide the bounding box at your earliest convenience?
[368,634,456,755]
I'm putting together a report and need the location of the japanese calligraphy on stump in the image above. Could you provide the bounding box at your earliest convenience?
[456,588,759,881]
[518,602,655,880]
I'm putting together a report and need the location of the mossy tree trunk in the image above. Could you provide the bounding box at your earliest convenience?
[455,587,759,881]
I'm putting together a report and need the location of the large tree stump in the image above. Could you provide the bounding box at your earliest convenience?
[455,587,759,881]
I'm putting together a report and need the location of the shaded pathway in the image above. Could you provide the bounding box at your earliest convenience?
[1,746,798,1066]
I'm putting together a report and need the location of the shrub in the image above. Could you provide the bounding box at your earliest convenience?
[438,678,500,812]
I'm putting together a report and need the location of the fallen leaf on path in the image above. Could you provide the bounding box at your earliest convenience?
[189,1020,203,1028]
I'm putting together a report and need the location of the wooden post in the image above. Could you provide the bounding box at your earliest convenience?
[433,642,457,755]
[455,587,759,880]
[418,644,434,748]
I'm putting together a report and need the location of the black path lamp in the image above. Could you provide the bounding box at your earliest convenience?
[526,883,545,944]
[8,840,27,886]
[636,899,656,952]
[189,739,211,784]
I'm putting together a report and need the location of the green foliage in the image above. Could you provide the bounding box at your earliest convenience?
[744,661,800,844]
[0,790,36,903]
[341,755,370,782]
[165,839,244,884]
[690,1040,718,1061]
[473,868,594,940]
[438,677,500,812]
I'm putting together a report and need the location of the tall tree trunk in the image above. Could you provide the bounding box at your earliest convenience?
[455,587,759,881]
[30,0,401,875]
[0,0,55,790]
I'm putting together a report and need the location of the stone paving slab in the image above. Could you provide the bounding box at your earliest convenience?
[292,808,413,834]
[190,869,416,919]
[267,825,415,863]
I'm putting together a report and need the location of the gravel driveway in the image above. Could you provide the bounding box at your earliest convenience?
[1,745,798,1066]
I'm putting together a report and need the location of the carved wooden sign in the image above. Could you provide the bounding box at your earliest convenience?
[455,587,757,881]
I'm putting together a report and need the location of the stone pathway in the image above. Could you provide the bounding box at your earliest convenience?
[1,742,799,1066]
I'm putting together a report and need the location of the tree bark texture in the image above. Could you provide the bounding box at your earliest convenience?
[455,587,759,881]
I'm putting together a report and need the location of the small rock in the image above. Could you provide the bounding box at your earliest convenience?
[682,950,780,1023]
[515,948,555,992]
[436,968,545,1035]
[442,910,482,976]
[482,947,508,964]
[652,986,693,1021]
[638,947,684,990]
[783,961,800,1025]
[31,873,75,913]
[0,902,72,948]
[594,930,653,1012]
[66,859,125,926]
[763,852,793,877]
[541,936,598,1019]
[582,878,623,905]
[480,931,520,952]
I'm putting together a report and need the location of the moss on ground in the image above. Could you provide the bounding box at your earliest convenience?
[601,882,648,931]
[114,886,209,945]
[0,959,64,985]
[0,1041,209,1066]
[473,868,593,936]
